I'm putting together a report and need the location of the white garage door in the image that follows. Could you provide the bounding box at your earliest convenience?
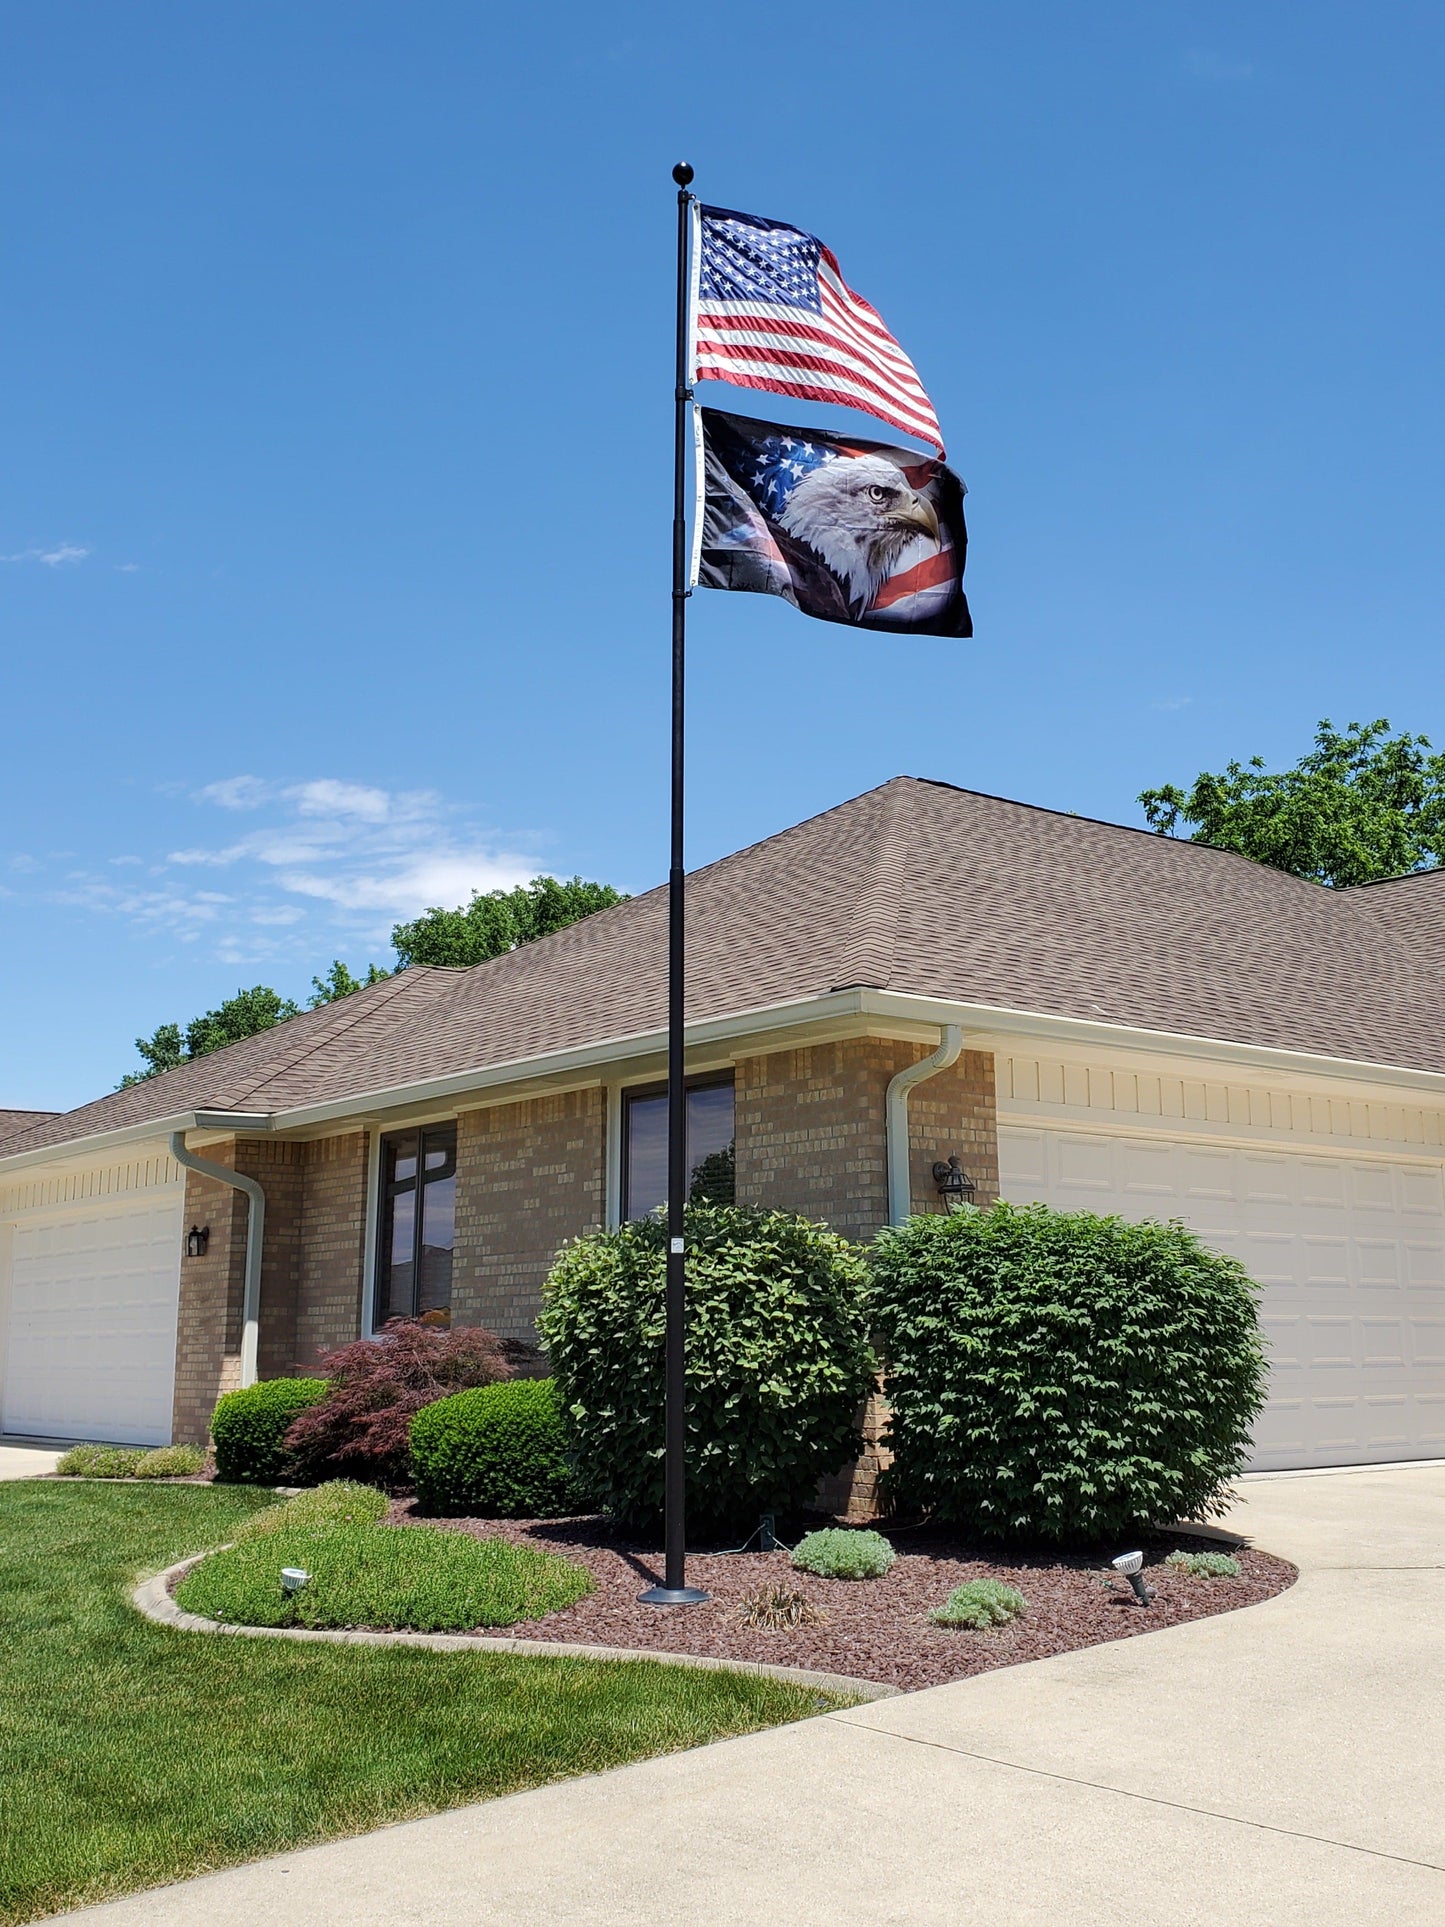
[1,1194,182,1445]
[999,1127,1445,1471]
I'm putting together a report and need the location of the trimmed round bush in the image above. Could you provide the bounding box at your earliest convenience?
[539,1203,875,1533]
[210,1378,327,1484]
[411,1379,581,1518]
[871,1204,1267,1545]
[930,1579,1027,1629]
[790,1528,895,1581]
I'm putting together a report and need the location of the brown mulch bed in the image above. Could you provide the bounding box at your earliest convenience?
[387,1502,1296,1693]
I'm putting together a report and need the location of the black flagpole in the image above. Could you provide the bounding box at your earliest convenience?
[640,161,707,1607]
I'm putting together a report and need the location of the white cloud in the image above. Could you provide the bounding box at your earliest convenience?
[0,542,90,566]
[43,774,556,961]
[1150,695,1194,712]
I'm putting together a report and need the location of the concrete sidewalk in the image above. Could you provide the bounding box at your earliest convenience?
[66,1463,1445,1926]
[0,1438,62,1478]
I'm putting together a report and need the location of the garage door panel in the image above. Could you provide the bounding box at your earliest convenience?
[999,1123,1445,1470]
[2,1195,181,1445]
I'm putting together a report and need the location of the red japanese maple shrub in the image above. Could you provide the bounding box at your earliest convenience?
[284,1319,524,1485]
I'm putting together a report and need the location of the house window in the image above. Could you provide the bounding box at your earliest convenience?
[622,1077,735,1220]
[376,1124,457,1326]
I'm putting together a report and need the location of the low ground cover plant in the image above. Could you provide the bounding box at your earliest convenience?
[234,1479,387,1540]
[283,1320,521,1486]
[55,1445,146,1478]
[176,1517,592,1632]
[871,1204,1267,1545]
[210,1377,328,1483]
[540,1204,875,1532]
[1165,1549,1242,1579]
[790,1528,895,1581]
[0,1481,834,1923]
[56,1442,207,1479]
[737,1585,827,1630]
[411,1379,581,1517]
[930,1579,1027,1629]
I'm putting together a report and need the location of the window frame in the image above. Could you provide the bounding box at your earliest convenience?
[373,1120,458,1328]
[619,1072,735,1222]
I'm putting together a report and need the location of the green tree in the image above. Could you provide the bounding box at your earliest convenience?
[1139,718,1445,887]
[308,960,391,1007]
[121,986,300,1088]
[392,875,626,968]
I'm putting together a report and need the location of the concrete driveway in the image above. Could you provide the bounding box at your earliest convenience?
[66,1462,1445,1926]
[0,1438,62,1478]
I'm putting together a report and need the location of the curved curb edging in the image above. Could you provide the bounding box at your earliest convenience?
[133,1554,899,1701]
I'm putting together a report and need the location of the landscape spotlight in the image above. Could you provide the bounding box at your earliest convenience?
[1112,1551,1153,1606]
[280,1568,310,1596]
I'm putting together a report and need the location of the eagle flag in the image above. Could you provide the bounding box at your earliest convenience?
[691,205,945,454]
[693,407,971,638]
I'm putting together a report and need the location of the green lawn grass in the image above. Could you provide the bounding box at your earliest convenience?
[0,1482,840,1924]
[177,1513,592,1630]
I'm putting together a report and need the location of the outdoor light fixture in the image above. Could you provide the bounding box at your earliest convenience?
[931,1155,976,1213]
[185,1225,210,1259]
[280,1568,310,1596]
[1112,1551,1153,1606]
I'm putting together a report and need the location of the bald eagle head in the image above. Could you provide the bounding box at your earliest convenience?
[775,455,940,613]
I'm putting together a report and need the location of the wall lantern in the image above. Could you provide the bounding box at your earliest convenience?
[931,1155,976,1213]
[185,1224,210,1259]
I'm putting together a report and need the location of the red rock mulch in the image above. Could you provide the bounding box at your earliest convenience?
[388,1503,1295,1693]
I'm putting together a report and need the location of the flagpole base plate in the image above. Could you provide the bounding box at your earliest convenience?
[638,1585,710,1607]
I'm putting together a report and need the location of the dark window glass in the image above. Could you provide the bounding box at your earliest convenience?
[622,1078,735,1220]
[376,1124,456,1326]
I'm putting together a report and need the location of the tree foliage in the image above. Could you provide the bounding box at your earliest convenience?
[309,960,391,1006]
[1139,718,1445,887]
[121,986,301,1087]
[391,875,626,969]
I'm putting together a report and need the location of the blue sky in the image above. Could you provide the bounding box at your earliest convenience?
[4,2,1443,1109]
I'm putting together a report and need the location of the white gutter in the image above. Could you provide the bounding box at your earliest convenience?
[169,1127,268,1389]
[885,1024,963,1225]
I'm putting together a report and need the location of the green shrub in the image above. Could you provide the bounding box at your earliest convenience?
[539,1203,874,1533]
[929,1578,1027,1629]
[132,1444,205,1479]
[1165,1548,1241,1579]
[790,1528,895,1580]
[54,1445,145,1478]
[411,1379,581,1517]
[210,1378,327,1484]
[175,1522,592,1631]
[235,1480,389,1540]
[871,1204,1267,1545]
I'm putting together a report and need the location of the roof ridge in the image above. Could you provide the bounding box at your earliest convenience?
[828,780,911,990]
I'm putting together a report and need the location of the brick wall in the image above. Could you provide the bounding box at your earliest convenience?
[453,1089,605,1345]
[734,1037,998,1241]
[234,1138,305,1380]
[171,1156,248,1445]
[294,1131,369,1372]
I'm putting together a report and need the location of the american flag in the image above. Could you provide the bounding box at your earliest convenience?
[690,204,945,454]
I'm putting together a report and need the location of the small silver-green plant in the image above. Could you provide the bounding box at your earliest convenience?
[929,1578,1027,1629]
[54,1444,146,1478]
[1165,1549,1241,1579]
[790,1528,895,1581]
[236,1480,389,1541]
[737,1585,828,1630]
[132,1444,206,1479]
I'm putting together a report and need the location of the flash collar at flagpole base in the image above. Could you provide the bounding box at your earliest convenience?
[638,1584,710,1606]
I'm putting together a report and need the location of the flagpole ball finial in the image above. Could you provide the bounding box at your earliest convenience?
[672,161,694,187]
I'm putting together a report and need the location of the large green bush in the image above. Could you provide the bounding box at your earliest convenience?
[539,1204,875,1533]
[210,1378,327,1484]
[411,1380,581,1517]
[870,1204,1266,1545]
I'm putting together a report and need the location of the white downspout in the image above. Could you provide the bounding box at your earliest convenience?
[885,1025,964,1226]
[170,1131,266,1388]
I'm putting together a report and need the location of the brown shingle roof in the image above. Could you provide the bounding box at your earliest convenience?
[5,777,1444,1164]
[0,1109,58,1143]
